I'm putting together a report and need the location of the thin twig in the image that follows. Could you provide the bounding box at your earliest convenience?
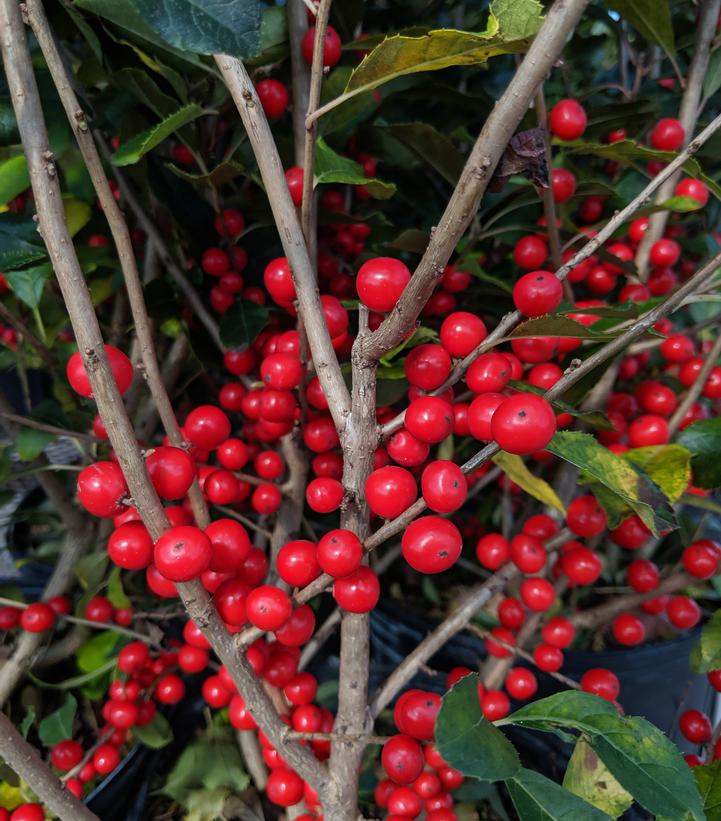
[0,410,99,443]
[634,0,721,279]
[668,331,721,436]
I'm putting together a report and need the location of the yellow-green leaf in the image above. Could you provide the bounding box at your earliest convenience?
[0,155,29,207]
[63,197,92,237]
[343,0,543,100]
[622,445,691,504]
[564,738,633,819]
[493,451,565,513]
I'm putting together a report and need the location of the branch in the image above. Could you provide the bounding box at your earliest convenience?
[24,0,211,530]
[379,111,721,438]
[668,330,721,436]
[3,3,326,794]
[214,54,352,433]
[360,0,590,360]
[571,571,693,629]
[0,711,98,821]
[633,0,721,279]
[96,137,225,354]
[369,564,519,719]
[300,0,332,258]
[287,0,312,167]
[0,410,99,443]
[0,300,57,373]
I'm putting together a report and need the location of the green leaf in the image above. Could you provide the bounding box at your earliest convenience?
[343,0,543,100]
[507,767,613,820]
[678,417,721,489]
[704,49,721,101]
[63,197,92,237]
[218,298,270,349]
[621,445,691,504]
[383,123,466,185]
[0,155,29,206]
[74,552,109,592]
[562,139,698,176]
[690,609,721,674]
[435,673,521,782]
[659,195,704,213]
[162,737,250,805]
[503,692,704,821]
[133,712,173,749]
[0,214,47,271]
[184,787,231,821]
[168,160,246,188]
[508,315,629,341]
[563,738,633,819]
[76,631,121,674]
[112,104,204,166]
[694,760,721,820]
[29,660,116,690]
[128,0,260,57]
[107,566,131,609]
[545,431,676,536]
[501,691,617,734]
[315,138,396,198]
[4,265,52,311]
[20,707,35,740]
[15,427,53,462]
[587,714,703,821]
[114,67,180,117]
[607,0,675,58]
[492,451,565,513]
[38,695,77,746]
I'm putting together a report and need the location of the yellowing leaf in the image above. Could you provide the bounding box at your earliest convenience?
[343,0,543,100]
[493,451,565,513]
[622,445,691,503]
[63,197,92,237]
[564,738,633,818]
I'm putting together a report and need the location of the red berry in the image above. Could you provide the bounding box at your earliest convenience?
[246,585,292,631]
[551,168,576,203]
[682,541,719,579]
[365,466,418,519]
[301,25,342,68]
[184,406,230,450]
[266,767,304,806]
[505,667,538,700]
[256,78,289,119]
[513,270,563,317]
[404,344,452,391]
[405,396,454,444]
[481,689,511,720]
[440,312,487,358]
[510,533,546,574]
[401,516,462,574]
[50,739,84,771]
[421,460,467,513]
[534,643,564,672]
[675,177,709,206]
[317,529,363,578]
[541,616,575,648]
[20,602,55,633]
[627,558,659,592]
[650,118,685,151]
[466,352,511,393]
[519,578,555,611]
[93,743,121,775]
[381,734,424,784]
[679,709,712,744]
[476,533,510,570]
[549,99,587,141]
[491,394,557,455]
[468,392,505,441]
[561,546,602,586]
[285,166,304,207]
[581,668,620,701]
[108,522,153,570]
[566,495,607,537]
[277,540,320,587]
[77,461,128,518]
[514,235,548,270]
[67,345,133,398]
[206,518,251,574]
[154,526,212,582]
[612,613,645,646]
[333,566,380,612]
[146,446,196,500]
[154,673,185,704]
[666,596,701,630]
[84,596,113,623]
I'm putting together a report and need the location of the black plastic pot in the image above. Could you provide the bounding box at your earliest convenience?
[363,601,716,820]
